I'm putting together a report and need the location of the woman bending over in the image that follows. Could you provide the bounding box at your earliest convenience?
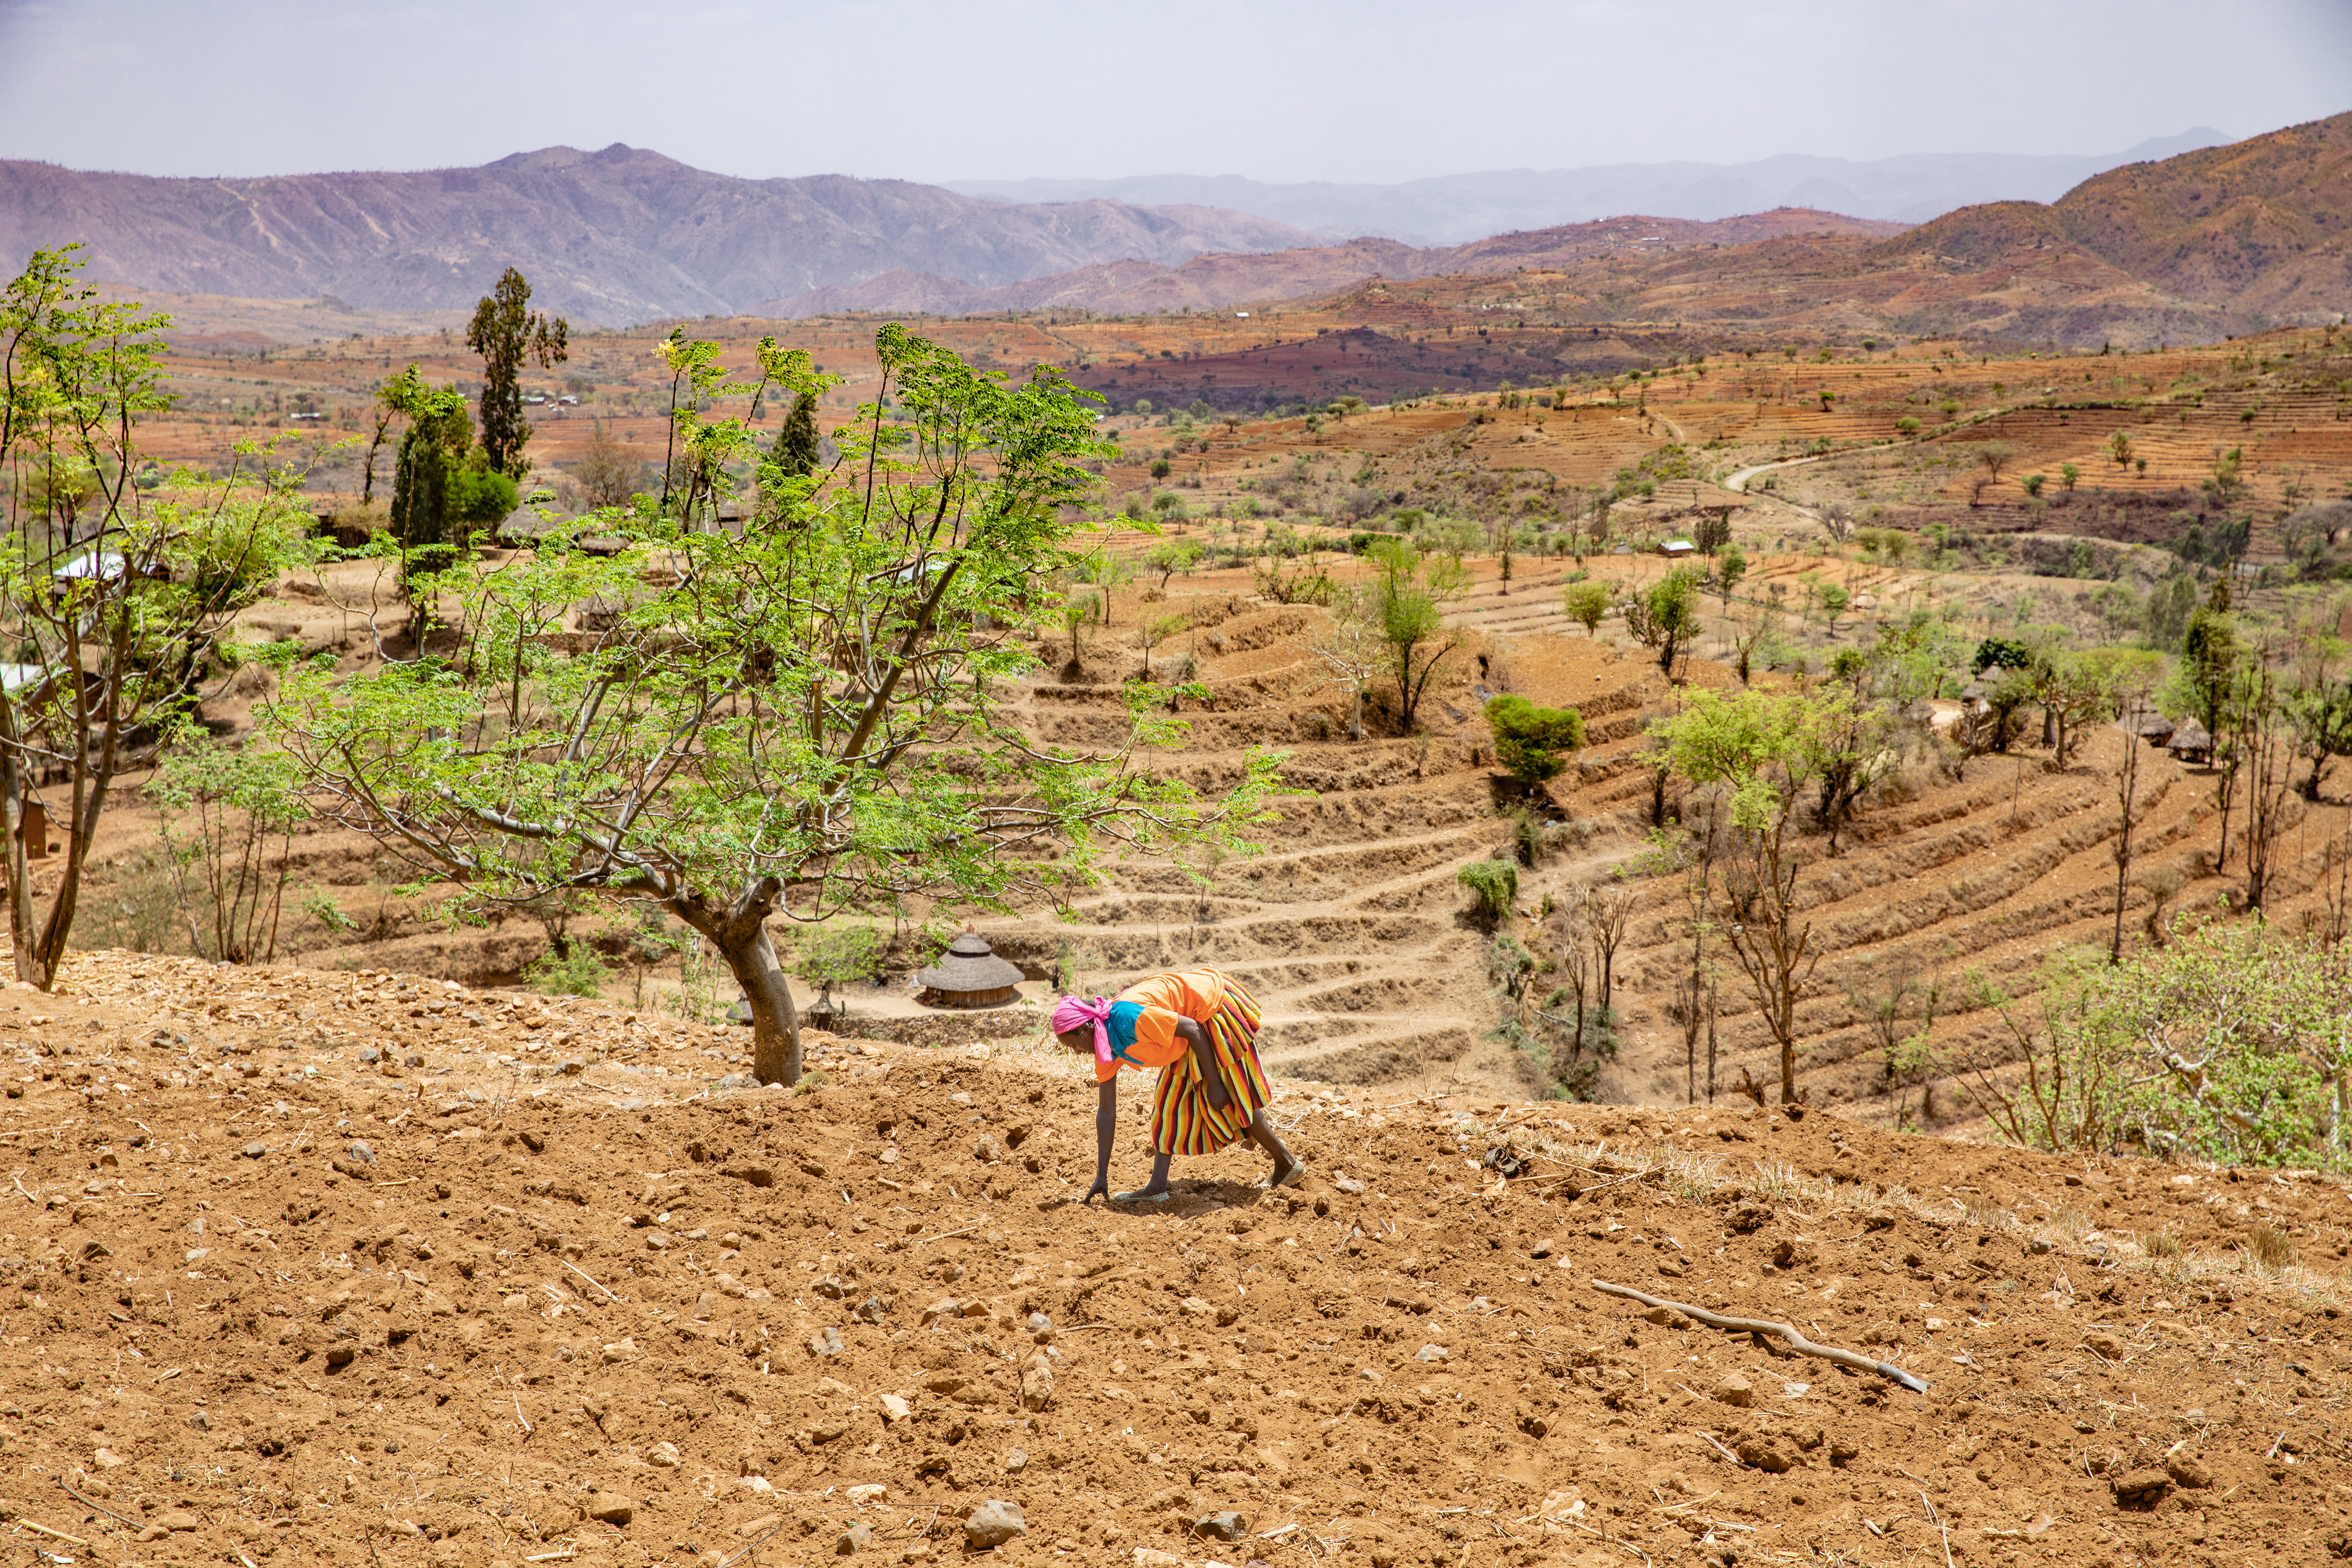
[1052,966,1305,1204]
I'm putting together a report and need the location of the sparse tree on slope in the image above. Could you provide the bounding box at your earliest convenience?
[465,267,569,478]
[270,324,1280,1086]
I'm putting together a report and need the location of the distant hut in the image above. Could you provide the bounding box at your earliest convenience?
[2131,711,2178,746]
[913,929,1025,1009]
[1657,539,1697,560]
[2165,718,2213,765]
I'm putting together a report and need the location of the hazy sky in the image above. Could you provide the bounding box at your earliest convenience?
[2,0,2347,184]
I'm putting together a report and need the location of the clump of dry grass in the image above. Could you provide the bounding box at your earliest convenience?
[2246,1223,2298,1274]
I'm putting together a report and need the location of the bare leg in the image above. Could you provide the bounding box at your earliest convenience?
[1121,1151,1176,1199]
[1248,1109,1305,1186]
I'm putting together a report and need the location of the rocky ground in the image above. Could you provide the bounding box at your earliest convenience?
[2,947,2346,1568]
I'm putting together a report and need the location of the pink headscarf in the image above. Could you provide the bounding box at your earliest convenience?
[1051,994,1117,1074]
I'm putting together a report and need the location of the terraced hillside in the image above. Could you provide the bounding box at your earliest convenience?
[952,556,2348,1133]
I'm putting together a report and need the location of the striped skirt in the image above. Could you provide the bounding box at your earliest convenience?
[1148,975,1272,1157]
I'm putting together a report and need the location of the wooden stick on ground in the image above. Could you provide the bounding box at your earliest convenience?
[1589,1278,1931,1393]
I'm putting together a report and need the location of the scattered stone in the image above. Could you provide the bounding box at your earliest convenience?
[1020,1352,1055,1411]
[1713,1373,1756,1408]
[1179,1295,1214,1316]
[585,1494,636,1526]
[645,1232,671,1250]
[158,1510,202,1532]
[346,1140,375,1165]
[2110,1470,2171,1506]
[92,1445,125,1467]
[845,1484,888,1505]
[649,1441,681,1467]
[241,1141,267,1159]
[1003,1447,1028,1474]
[878,1394,911,1423]
[1193,1511,1248,1542]
[1416,1343,1449,1362]
[601,1338,639,1364]
[964,1499,1027,1549]
[1527,1237,1554,1259]
[2164,1454,2213,1489]
[1027,1311,1053,1337]
[809,1326,846,1357]
[1358,1367,1382,1382]
[854,1295,886,1324]
[815,1275,849,1299]
[834,1520,875,1554]
[1334,1174,1365,1195]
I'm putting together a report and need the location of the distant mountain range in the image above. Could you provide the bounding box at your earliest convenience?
[3,119,2337,351]
[813,113,2352,355]
[766,209,1908,318]
[0,144,1321,324]
[945,131,2233,243]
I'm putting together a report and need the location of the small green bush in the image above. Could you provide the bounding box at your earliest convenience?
[1457,858,1518,928]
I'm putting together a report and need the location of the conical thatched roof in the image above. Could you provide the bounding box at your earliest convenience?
[2132,711,2178,741]
[2166,718,2212,754]
[913,930,1023,995]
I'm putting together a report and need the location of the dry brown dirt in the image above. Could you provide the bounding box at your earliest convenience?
[5,948,2349,1568]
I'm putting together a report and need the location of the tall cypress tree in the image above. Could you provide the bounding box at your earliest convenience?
[465,268,569,478]
[773,392,821,478]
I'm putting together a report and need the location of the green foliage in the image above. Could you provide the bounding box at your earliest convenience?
[794,923,882,1011]
[1144,537,1202,587]
[1623,567,1702,673]
[1973,636,2033,674]
[1715,545,1747,598]
[1562,579,1612,635]
[464,267,568,477]
[269,322,1283,1085]
[144,726,307,965]
[1365,537,1468,730]
[1967,925,2352,1169]
[525,944,612,998]
[0,245,318,987]
[771,392,822,479]
[1485,694,1586,785]
[447,453,519,526]
[1457,857,1518,929]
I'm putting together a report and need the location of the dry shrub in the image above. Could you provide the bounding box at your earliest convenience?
[2247,1224,2298,1273]
[2144,1228,2183,1260]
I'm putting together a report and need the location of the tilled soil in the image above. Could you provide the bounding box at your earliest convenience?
[4,951,2347,1568]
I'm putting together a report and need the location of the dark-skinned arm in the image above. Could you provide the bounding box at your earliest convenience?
[1175,1017,1230,1108]
[1086,1077,1116,1203]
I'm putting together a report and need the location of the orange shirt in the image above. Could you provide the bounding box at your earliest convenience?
[1093,968,1227,1082]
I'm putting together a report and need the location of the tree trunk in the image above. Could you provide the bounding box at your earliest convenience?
[715,918,803,1086]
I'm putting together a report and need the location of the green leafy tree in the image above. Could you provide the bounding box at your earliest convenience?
[0,246,314,987]
[1365,537,1469,731]
[1651,688,1821,1104]
[796,923,882,1016]
[1144,537,1202,589]
[1484,694,1586,787]
[1714,545,1746,603]
[387,379,472,611]
[271,323,1281,1085]
[1562,579,1611,636]
[464,267,569,477]
[771,392,822,479]
[145,721,306,964]
[1624,567,1702,674]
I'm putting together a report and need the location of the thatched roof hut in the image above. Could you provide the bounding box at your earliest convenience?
[913,930,1024,1009]
[2131,711,2178,745]
[2166,718,2213,762]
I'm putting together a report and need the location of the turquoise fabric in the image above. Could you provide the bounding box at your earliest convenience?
[1107,999,1145,1062]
